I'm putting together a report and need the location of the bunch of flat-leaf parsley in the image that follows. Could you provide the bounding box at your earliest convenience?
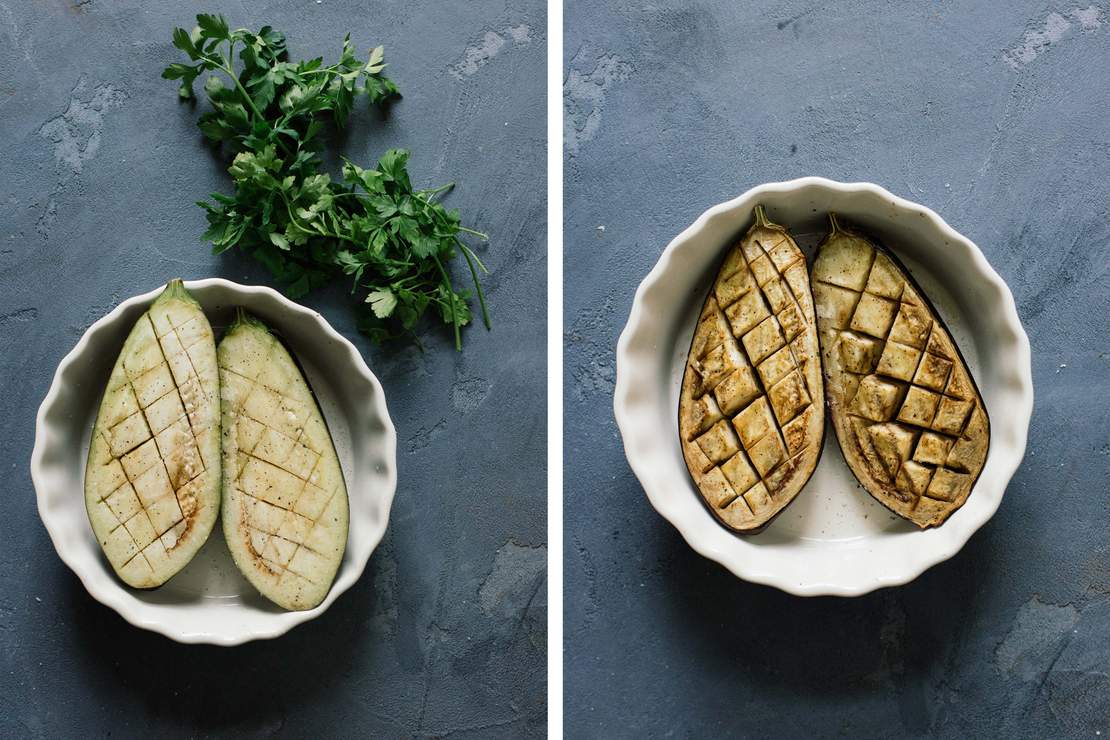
[163,14,489,348]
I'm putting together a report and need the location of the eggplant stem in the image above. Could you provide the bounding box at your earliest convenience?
[753,204,772,228]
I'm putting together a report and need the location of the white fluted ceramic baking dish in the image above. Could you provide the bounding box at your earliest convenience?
[614,178,1032,596]
[31,278,397,643]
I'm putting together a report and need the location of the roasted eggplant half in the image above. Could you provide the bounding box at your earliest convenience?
[84,280,221,588]
[218,311,349,610]
[811,214,990,528]
[679,206,825,533]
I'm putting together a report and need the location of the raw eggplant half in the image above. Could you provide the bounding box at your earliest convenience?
[679,206,825,533]
[84,280,221,588]
[811,214,990,528]
[218,311,349,611]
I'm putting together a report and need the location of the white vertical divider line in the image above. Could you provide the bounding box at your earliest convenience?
[547,0,564,735]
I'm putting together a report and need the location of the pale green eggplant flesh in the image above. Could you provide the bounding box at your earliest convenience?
[84,280,221,588]
[218,312,349,611]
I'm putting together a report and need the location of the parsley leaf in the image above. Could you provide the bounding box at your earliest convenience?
[165,14,489,348]
[365,289,398,318]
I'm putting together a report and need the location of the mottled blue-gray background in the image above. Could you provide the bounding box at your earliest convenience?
[0,1,545,737]
[565,1,1109,737]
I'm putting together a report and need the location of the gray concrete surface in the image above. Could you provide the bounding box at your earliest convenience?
[565,1,1110,737]
[0,2,545,737]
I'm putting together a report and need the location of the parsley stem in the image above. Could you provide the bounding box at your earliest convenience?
[219,45,265,123]
[461,244,488,273]
[431,254,462,350]
[231,75,263,120]
[458,226,489,240]
[459,242,491,330]
[421,182,455,198]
